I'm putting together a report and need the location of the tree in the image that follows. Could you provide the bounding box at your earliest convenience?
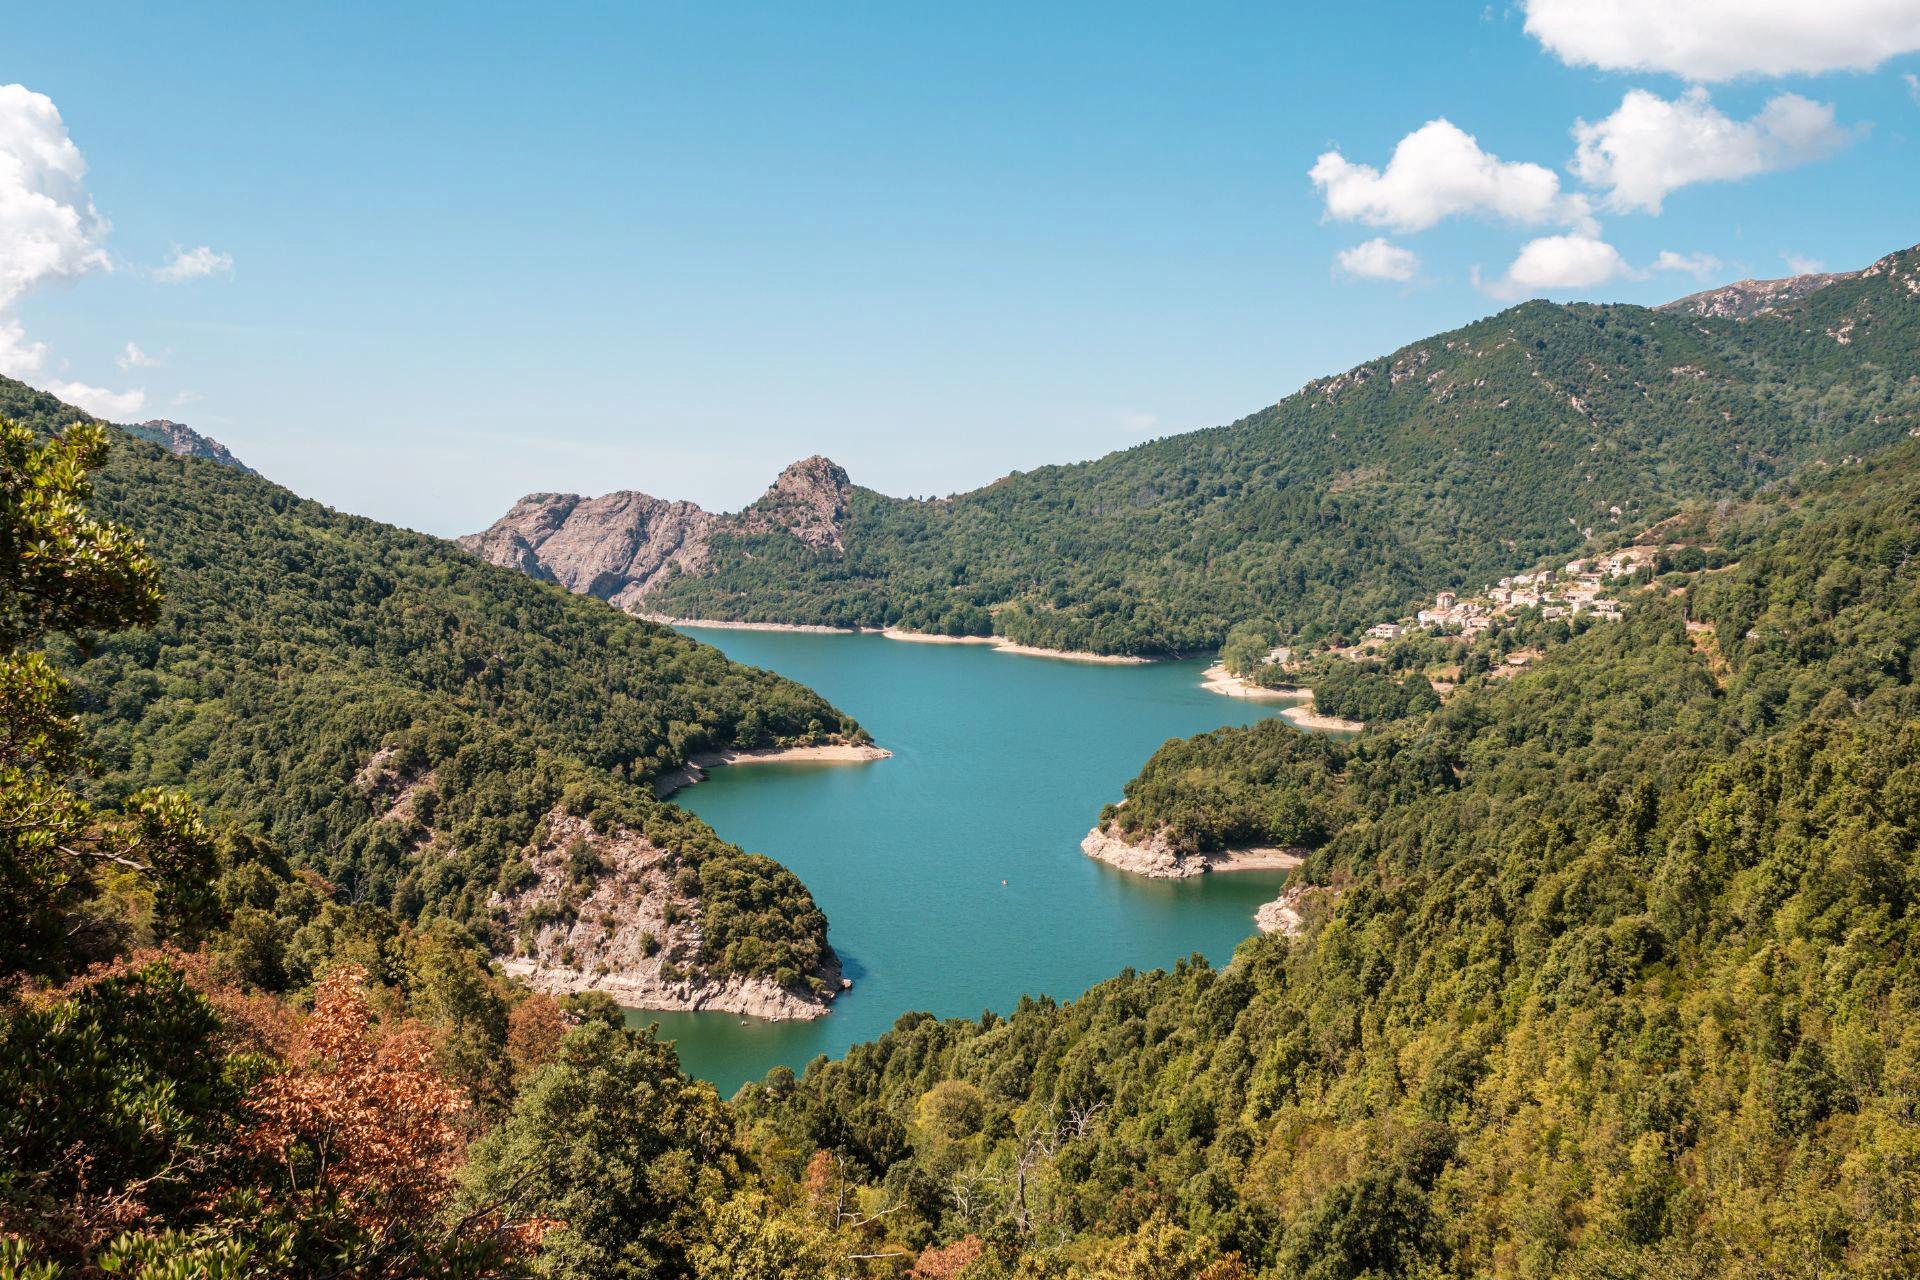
[689,1193,837,1280]
[0,418,189,975]
[461,1020,744,1280]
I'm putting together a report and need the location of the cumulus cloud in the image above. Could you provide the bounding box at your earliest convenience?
[1907,72,1920,104]
[1653,250,1724,278]
[1782,252,1829,274]
[44,379,145,420]
[0,84,146,418]
[1479,233,1635,299]
[1572,89,1855,214]
[1523,0,1920,81]
[153,244,233,283]
[1335,238,1421,281]
[0,83,110,316]
[1310,119,1594,234]
[117,340,162,370]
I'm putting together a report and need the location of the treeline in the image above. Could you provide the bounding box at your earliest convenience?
[647,246,1920,655]
[719,436,1920,1277]
[0,375,858,990]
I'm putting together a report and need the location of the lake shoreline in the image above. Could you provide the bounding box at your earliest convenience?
[1200,662,1365,732]
[1081,822,1306,879]
[659,615,1160,664]
[653,742,892,798]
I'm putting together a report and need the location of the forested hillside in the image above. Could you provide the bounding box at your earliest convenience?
[716,439,1920,1277]
[0,376,866,1005]
[627,245,1920,654]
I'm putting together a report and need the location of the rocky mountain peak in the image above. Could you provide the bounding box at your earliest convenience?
[748,455,853,550]
[126,418,253,473]
[461,454,858,612]
[1658,269,1856,320]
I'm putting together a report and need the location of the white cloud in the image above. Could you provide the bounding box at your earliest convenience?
[0,315,48,379]
[117,340,163,370]
[1572,88,1854,214]
[0,83,111,313]
[1310,119,1594,234]
[0,85,155,414]
[1782,252,1829,274]
[1480,233,1635,299]
[1907,72,1920,104]
[44,379,145,420]
[1523,0,1920,81]
[1335,237,1421,281]
[153,244,233,283]
[1653,250,1724,277]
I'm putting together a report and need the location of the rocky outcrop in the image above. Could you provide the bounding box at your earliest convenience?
[1080,824,1307,879]
[1660,270,1854,320]
[490,810,838,1019]
[1081,824,1212,877]
[460,456,853,607]
[457,491,716,609]
[1255,881,1332,937]
[736,455,852,550]
[123,418,252,472]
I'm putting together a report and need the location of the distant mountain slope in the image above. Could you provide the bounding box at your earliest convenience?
[1658,267,1855,320]
[458,455,853,611]
[471,243,1920,655]
[123,416,254,472]
[0,378,255,472]
[0,375,866,1016]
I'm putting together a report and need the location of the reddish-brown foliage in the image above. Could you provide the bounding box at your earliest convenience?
[505,993,565,1082]
[45,945,297,1056]
[911,1234,985,1280]
[238,964,469,1237]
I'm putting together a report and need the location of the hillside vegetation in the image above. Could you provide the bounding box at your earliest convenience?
[637,245,1920,654]
[0,376,864,999]
[718,437,1920,1277]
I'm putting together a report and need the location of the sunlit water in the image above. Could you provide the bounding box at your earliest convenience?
[630,628,1306,1095]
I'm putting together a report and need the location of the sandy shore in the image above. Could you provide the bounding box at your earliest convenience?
[1200,663,1363,732]
[649,616,876,635]
[653,742,892,797]
[880,630,1001,646]
[698,744,893,767]
[1200,662,1307,700]
[1278,704,1365,733]
[883,629,1150,664]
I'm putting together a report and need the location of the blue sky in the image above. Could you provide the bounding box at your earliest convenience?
[3,2,1918,534]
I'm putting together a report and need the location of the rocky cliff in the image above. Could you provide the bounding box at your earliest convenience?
[489,810,839,1020]
[459,454,852,609]
[350,747,838,1020]
[123,418,253,472]
[1659,268,1854,320]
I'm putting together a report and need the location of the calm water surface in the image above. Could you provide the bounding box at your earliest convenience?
[630,629,1302,1094]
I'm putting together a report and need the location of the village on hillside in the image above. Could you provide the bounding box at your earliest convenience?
[1362,545,1653,642]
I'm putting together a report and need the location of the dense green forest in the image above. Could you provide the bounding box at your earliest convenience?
[0,376,863,992]
[646,245,1920,654]
[9,245,1920,1276]
[717,438,1920,1277]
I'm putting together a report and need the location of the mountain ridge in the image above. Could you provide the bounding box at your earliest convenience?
[468,242,1920,655]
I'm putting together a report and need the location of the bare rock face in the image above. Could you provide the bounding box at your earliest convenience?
[1255,882,1326,937]
[490,810,835,1020]
[126,418,253,472]
[1659,271,1854,320]
[737,455,853,550]
[459,456,853,607]
[457,490,717,608]
[1079,824,1212,878]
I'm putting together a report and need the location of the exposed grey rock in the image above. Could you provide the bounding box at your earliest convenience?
[459,455,854,606]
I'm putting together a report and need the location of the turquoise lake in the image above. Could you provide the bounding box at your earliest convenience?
[630,628,1301,1095]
